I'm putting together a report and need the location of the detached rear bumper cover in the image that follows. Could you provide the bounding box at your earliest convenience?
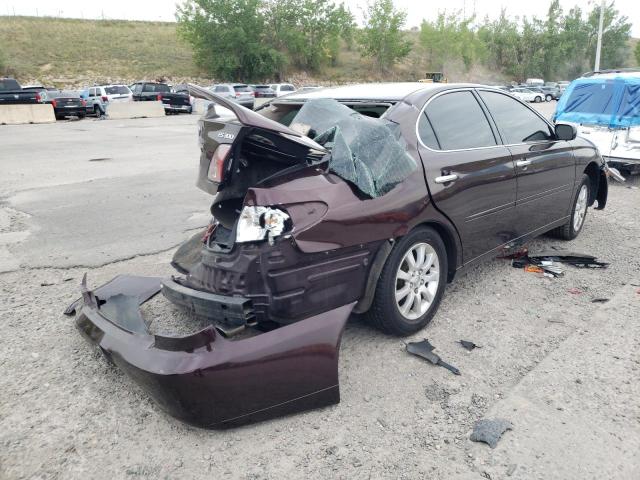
[71,274,354,428]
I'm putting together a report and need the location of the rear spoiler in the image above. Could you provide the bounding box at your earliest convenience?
[186,83,323,145]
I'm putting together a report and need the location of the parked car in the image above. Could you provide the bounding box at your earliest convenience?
[44,90,87,119]
[209,84,255,109]
[557,81,571,94]
[130,81,192,114]
[81,84,133,116]
[510,87,544,103]
[0,78,43,105]
[73,82,609,428]
[250,85,276,98]
[539,85,561,100]
[270,83,296,96]
[554,70,640,175]
[521,85,554,102]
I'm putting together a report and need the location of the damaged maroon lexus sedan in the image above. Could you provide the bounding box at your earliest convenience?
[68,82,609,428]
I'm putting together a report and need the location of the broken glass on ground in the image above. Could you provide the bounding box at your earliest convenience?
[470,418,513,448]
[406,339,461,375]
[290,98,417,198]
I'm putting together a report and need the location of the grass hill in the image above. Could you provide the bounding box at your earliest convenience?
[0,16,203,86]
[1,15,638,88]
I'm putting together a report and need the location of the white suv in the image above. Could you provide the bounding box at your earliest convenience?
[270,83,296,97]
[82,84,133,116]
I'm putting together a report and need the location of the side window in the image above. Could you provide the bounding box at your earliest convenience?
[88,88,94,97]
[425,91,496,150]
[417,113,439,149]
[479,91,554,143]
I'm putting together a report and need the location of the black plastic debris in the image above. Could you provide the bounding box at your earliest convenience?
[459,340,481,351]
[406,339,460,375]
[528,250,608,269]
[470,418,513,448]
[591,298,609,303]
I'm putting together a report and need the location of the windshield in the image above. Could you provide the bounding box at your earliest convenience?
[105,86,130,94]
[233,85,252,92]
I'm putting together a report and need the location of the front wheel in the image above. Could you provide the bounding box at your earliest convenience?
[366,227,447,336]
[545,94,553,102]
[549,174,590,240]
[534,96,542,103]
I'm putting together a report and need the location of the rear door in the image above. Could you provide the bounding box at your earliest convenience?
[477,89,575,236]
[417,89,518,263]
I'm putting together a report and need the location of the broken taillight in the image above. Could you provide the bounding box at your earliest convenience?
[207,144,232,182]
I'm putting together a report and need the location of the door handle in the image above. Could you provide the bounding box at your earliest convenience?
[434,174,458,184]
[515,159,532,168]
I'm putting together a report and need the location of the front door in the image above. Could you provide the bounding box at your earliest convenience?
[477,90,575,236]
[417,89,518,263]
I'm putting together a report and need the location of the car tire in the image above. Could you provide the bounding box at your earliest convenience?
[366,227,447,336]
[95,104,103,117]
[534,96,542,103]
[549,174,590,240]
[545,94,552,102]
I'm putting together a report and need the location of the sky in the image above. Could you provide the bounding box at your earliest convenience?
[2,0,640,36]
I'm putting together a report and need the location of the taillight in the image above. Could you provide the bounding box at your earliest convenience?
[51,99,57,108]
[235,92,241,97]
[35,92,41,102]
[81,99,87,106]
[207,144,232,182]
[101,95,108,102]
[157,94,163,101]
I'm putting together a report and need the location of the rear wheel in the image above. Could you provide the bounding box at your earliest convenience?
[549,174,590,240]
[94,104,103,116]
[366,227,447,336]
[545,94,553,102]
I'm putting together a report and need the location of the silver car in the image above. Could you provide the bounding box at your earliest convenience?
[83,84,133,116]
[210,84,255,109]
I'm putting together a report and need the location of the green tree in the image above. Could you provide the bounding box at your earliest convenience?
[635,42,640,66]
[585,2,631,70]
[176,0,284,81]
[359,0,411,72]
[264,0,355,73]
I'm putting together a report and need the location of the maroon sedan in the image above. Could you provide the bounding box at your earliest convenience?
[69,83,608,428]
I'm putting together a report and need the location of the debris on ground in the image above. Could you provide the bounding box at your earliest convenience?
[528,250,608,269]
[406,339,461,375]
[567,288,582,295]
[508,247,607,278]
[458,340,481,351]
[591,298,609,303]
[470,418,513,448]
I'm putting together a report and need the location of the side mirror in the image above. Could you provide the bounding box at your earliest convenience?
[555,123,577,141]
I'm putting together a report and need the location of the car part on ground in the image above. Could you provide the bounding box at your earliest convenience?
[68,274,355,429]
[459,340,481,351]
[470,418,513,448]
[406,339,461,375]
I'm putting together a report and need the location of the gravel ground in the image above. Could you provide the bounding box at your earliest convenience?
[1,175,638,479]
[1,103,638,479]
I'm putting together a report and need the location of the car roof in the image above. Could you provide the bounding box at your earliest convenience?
[276,82,455,102]
[582,70,640,80]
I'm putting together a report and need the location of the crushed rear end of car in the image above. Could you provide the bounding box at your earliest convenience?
[67,85,422,427]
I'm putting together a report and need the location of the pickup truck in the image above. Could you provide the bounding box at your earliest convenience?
[0,78,43,105]
[130,82,192,114]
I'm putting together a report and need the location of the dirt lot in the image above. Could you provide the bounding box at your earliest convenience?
[1,106,639,479]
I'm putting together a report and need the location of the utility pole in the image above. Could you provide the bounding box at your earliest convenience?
[594,0,605,71]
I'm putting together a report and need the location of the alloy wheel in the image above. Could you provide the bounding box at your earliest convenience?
[394,242,440,321]
[573,184,588,232]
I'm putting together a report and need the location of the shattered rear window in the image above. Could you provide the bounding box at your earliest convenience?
[290,98,417,198]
